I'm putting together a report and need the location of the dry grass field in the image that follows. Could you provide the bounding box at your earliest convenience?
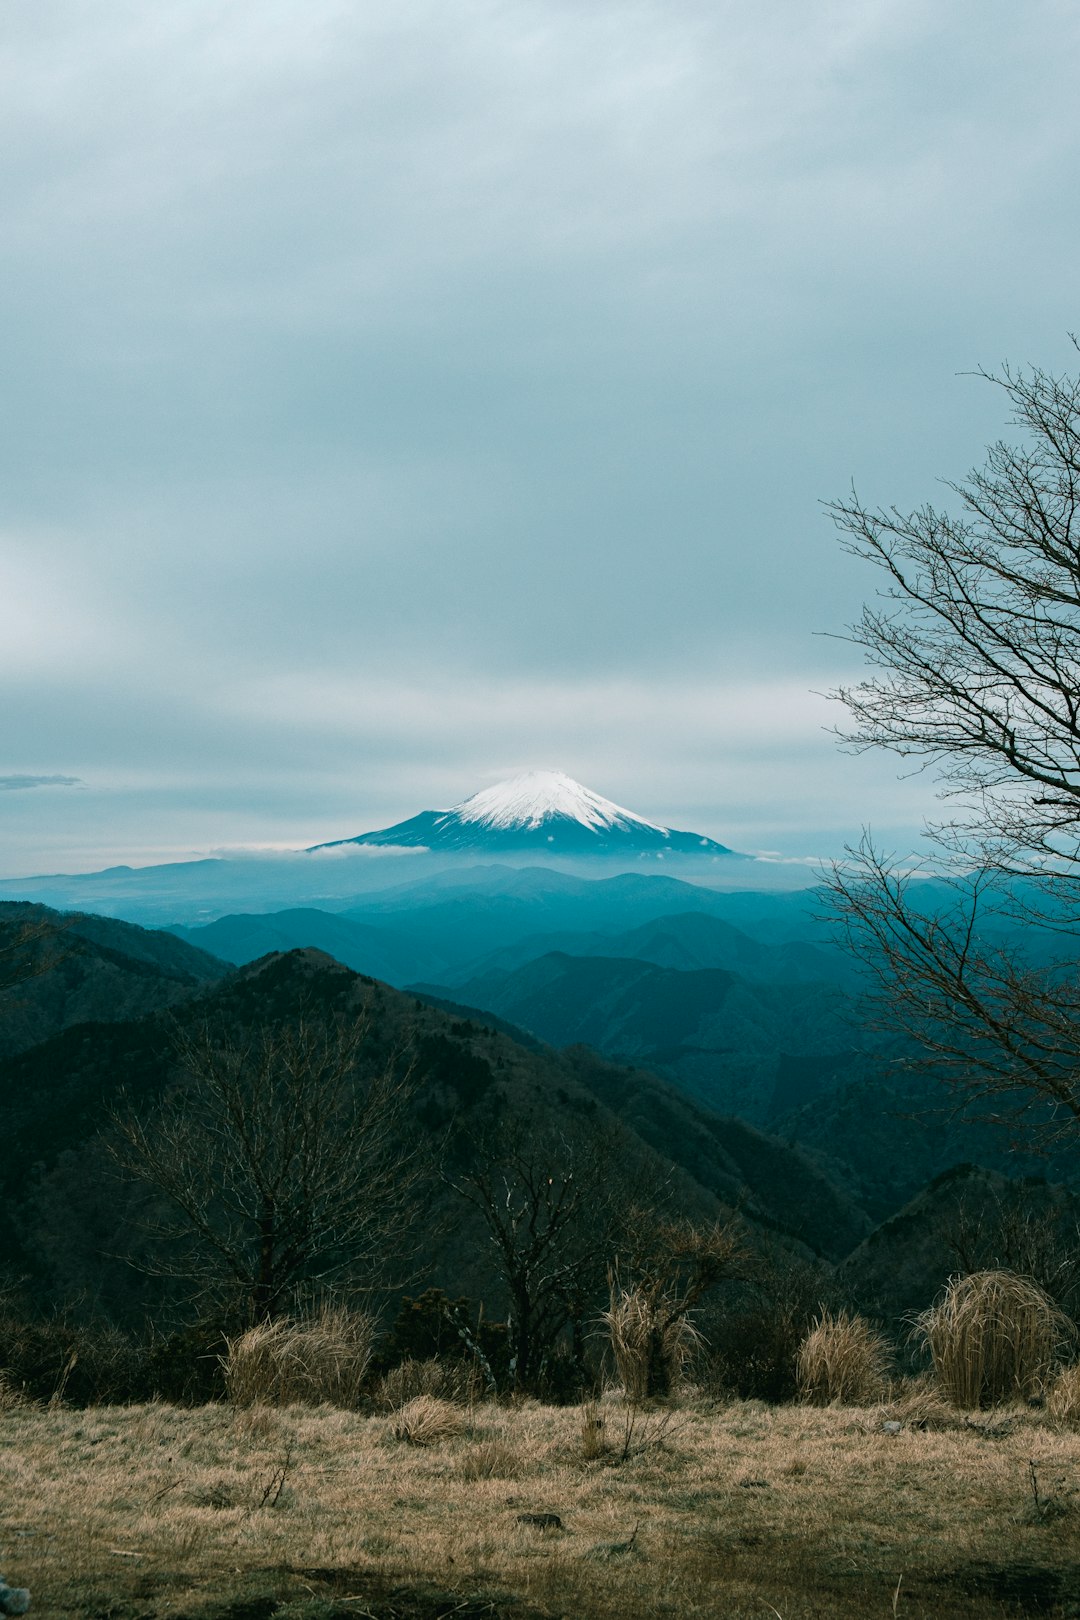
[2,1392,1080,1620]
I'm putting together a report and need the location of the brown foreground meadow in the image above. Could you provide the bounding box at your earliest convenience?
[2,1393,1079,1620]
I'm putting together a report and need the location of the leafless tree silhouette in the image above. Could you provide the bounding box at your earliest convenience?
[825,344,1080,1143]
[112,1013,426,1321]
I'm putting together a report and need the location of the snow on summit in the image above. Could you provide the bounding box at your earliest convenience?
[450,770,664,834]
[312,769,740,860]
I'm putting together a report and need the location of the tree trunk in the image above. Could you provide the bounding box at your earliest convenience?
[253,1196,277,1320]
[645,1323,672,1399]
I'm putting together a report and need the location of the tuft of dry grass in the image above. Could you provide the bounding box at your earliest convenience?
[914,1270,1072,1408]
[373,1355,480,1411]
[392,1394,465,1445]
[603,1284,700,1402]
[797,1309,891,1406]
[457,1436,528,1480]
[880,1372,961,1432]
[1048,1362,1080,1425]
[579,1399,608,1461]
[0,1369,27,1410]
[374,1355,446,1409]
[223,1306,375,1408]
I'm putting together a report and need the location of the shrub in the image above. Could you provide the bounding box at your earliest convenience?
[1048,1362,1080,1425]
[0,1285,228,1405]
[797,1309,891,1405]
[697,1252,829,1402]
[384,1290,475,1363]
[914,1270,1072,1408]
[379,1289,508,1391]
[391,1394,464,1445]
[0,1313,147,1406]
[224,1306,376,1408]
[144,1322,228,1405]
[603,1283,700,1402]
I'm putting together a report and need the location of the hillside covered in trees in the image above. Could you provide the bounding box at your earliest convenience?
[2,899,1075,1409]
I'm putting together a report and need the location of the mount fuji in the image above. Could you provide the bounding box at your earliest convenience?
[310,770,741,860]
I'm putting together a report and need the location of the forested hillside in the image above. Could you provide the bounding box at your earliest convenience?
[1,897,1071,1409]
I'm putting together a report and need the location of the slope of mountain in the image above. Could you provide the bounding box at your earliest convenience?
[837,1164,1080,1326]
[0,901,227,1059]
[313,769,742,859]
[440,909,858,989]
[772,1059,1079,1229]
[559,1042,868,1259]
[341,869,816,969]
[170,907,452,984]
[608,912,855,982]
[162,869,850,994]
[0,947,872,1325]
[430,950,857,1123]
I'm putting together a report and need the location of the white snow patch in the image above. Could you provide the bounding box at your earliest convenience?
[449,770,667,835]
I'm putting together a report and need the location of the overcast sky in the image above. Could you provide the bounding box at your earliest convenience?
[3,0,1080,875]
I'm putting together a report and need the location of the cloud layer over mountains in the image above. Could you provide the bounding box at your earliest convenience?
[3,1,1079,871]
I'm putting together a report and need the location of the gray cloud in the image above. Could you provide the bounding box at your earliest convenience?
[2,1,1079,872]
[0,774,83,792]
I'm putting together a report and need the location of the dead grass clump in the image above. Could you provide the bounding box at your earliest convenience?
[392,1395,465,1445]
[457,1437,526,1479]
[374,1356,445,1409]
[1048,1362,1080,1425]
[603,1285,700,1403]
[580,1400,608,1461]
[188,1478,241,1509]
[374,1356,480,1411]
[223,1307,376,1408]
[0,1370,27,1410]
[796,1309,891,1406]
[914,1270,1072,1408]
[883,1373,960,1432]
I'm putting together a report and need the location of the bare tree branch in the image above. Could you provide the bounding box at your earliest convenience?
[446,1117,636,1393]
[825,344,1080,1145]
[110,1010,428,1321]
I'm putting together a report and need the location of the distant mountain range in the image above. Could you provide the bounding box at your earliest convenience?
[0,773,806,926]
[3,897,1070,1341]
[166,864,1070,1222]
[170,867,844,990]
[420,950,857,1124]
[311,769,742,859]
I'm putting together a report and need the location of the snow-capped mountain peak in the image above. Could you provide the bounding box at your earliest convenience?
[448,770,664,835]
[310,769,739,860]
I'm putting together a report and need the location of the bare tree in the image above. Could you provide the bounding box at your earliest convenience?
[825,344,1080,1143]
[112,1012,426,1322]
[830,350,1080,876]
[447,1118,635,1393]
